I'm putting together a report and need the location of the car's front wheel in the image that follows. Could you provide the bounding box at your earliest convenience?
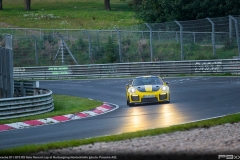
[128,102,135,106]
[167,94,170,103]
[127,98,134,106]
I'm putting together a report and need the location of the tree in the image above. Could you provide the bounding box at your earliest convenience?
[128,0,142,8]
[134,0,142,6]
[134,0,240,23]
[0,0,3,10]
[134,0,167,23]
[105,36,118,63]
[104,0,111,10]
[25,0,31,10]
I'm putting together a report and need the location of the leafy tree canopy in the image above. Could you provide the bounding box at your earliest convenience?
[133,0,240,23]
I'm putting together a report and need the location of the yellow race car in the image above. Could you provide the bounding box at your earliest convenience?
[126,75,170,106]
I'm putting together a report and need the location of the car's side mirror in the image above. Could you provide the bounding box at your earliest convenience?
[165,81,170,85]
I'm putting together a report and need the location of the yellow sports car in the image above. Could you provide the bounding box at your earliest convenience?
[126,75,170,106]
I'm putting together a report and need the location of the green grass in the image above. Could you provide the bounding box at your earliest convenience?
[0,94,103,125]
[0,0,138,29]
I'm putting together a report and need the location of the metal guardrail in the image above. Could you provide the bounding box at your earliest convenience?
[0,88,54,120]
[3,59,238,120]
[0,35,54,120]
[13,59,240,80]
[14,81,39,97]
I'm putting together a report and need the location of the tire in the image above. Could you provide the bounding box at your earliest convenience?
[167,94,170,103]
[128,102,135,106]
[127,98,134,106]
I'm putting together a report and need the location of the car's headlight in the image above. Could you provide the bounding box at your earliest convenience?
[128,87,136,93]
[161,86,169,91]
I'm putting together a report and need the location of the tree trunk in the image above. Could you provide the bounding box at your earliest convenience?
[104,0,111,11]
[25,0,31,10]
[0,0,3,10]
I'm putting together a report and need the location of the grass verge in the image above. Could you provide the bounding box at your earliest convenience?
[0,94,103,125]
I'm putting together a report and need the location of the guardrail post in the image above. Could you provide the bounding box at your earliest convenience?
[15,88,19,97]
[175,21,184,60]
[33,81,39,95]
[206,18,216,58]
[84,30,92,63]
[193,32,196,43]
[145,23,153,62]
[229,16,233,47]
[20,81,26,96]
[30,34,38,66]
[114,28,122,63]
[229,16,240,57]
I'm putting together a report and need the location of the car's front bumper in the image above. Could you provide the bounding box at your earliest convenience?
[129,92,169,103]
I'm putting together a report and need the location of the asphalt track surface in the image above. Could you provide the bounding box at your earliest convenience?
[1,76,240,150]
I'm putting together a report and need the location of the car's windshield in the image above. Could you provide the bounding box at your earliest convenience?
[133,77,162,86]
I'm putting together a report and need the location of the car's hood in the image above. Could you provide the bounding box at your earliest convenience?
[135,85,162,92]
